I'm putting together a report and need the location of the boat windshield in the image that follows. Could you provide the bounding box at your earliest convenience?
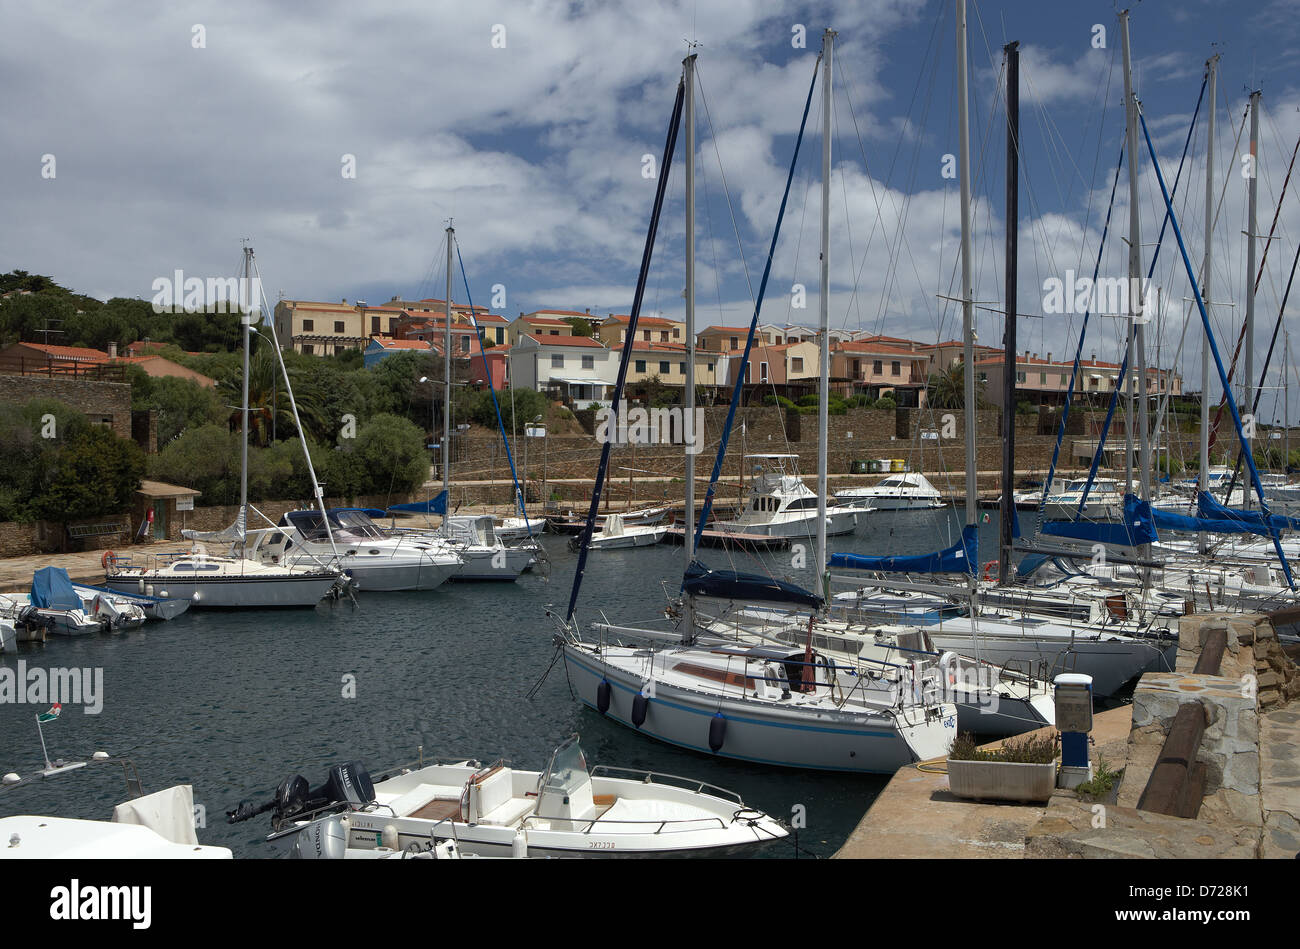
[539,735,590,796]
[332,511,385,538]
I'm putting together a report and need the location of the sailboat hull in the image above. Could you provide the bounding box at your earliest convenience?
[103,573,340,609]
[562,645,955,773]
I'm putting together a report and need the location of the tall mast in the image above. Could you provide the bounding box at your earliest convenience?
[1244,89,1261,502]
[1120,9,1150,503]
[998,40,1019,585]
[817,28,834,596]
[1199,54,1218,552]
[956,0,977,534]
[444,224,453,503]
[239,245,253,544]
[684,50,697,633]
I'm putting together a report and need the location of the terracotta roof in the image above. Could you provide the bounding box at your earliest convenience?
[369,338,431,350]
[517,314,575,326]
[604,314,680,327]
[616,341,688,353]
[833,341,927,356]
[8,342,109,362]
[518,334,606,349]
[528,309,596,319]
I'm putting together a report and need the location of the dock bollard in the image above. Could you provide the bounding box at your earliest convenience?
[1053,673,1093,790]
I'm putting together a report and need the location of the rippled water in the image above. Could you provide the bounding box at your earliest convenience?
[0,505,1026,858]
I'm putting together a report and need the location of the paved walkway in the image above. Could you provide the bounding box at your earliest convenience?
[833,706,1133,859]
[0,544,188,592]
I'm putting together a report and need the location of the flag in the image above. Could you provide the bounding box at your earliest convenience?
[36,704,61,723]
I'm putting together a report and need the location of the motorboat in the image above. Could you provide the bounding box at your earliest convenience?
[71,582,192,621]
[230,735,788,858]
[256,508,463,592]
[1040,477,1124,520]
[0,567,146,635]
[568,513,668,551]
[715,454,857,538]
[837,472,945,511]
[547,505,669,535]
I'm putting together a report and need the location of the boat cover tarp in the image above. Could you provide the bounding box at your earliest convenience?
[30,566,81,611]
[828,524,978,575]
[683,561,823,610]
[1041,495,1159,547]
[388,490,448,516]
[1197,490,1300,532]
[182,505,246,544]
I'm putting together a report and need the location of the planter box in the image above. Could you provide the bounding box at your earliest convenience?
[947,758,1057,803]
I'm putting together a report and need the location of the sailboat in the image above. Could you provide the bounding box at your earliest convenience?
[104,247,348,609]
[552,40,958,773]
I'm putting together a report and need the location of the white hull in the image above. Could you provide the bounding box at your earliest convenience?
[718,507,858,538]
[450,546,533,581]
[563,644,955,772]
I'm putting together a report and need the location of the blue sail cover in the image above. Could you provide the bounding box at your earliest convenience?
[1197,491,1300,533]
[1042,496,1159,547]
[30,566,81,611]
[683,561,824,611]
[388,490,448,516]
[828,524,978,575]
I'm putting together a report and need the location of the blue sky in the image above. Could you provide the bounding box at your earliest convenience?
[4,0,1300,416]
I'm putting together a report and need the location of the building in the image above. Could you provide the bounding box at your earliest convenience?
[831,340,929,406]
[614,340,724,388]
[725,340,820,386]
[508,312,578,345]
[272,300,366,355]
[363,337,431,369]
[598,314,685,347]
[973,351,1184,409]
[509,334,616,407]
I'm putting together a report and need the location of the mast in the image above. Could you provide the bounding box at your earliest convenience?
[684,49,697,635]
[998,40,1019,585]
[817,28,834,597]
[1199,54,1218,552]
[1244,89,1261,503]
[956,0,977,574]
[1120,9,1150,503]
[239,246,253,545]
[444,223,453,505]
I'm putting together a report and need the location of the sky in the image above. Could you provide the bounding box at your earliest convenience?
[5,0,1300,418]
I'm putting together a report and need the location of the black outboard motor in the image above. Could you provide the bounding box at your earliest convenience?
[227,762,375,830]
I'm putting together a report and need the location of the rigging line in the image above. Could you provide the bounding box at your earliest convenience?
[1208,108,1300,453]
[694,51,822,549]
[564,73,686,626]
[695,66,756,303]
[1138,102,1294,589]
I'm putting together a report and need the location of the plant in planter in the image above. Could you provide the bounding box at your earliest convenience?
[946,731,1059,803]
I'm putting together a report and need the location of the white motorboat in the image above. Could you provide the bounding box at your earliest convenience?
[570,513,667,551]
[440,515,535,580]
[72,582,192,621]
[1040,477,1124,520]
[0,567,146,635]
[257,508,462,592]
[837,472,945,511]
[0,753,230,859]
[715,454,858,538]
[0,618,15,654]
[495,515,546,544]
[233,735,788,858]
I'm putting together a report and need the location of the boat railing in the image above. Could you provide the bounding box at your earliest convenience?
[587,766,746,806]
[519,807,731,835]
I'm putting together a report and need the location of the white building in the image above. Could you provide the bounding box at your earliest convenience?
[510,334,618,408]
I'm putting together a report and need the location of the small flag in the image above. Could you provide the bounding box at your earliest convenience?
[36,704,61,723]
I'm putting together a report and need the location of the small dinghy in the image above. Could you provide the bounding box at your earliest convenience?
[229,734,788,858]
[569,513,668,551]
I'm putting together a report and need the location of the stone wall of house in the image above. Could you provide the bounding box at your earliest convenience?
[0,375,133,441]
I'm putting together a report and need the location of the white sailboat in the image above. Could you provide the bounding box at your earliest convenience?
[554,40,958,774]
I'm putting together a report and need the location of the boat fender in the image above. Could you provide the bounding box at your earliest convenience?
[596,679,611,715]
[101,550,116,569]
[512,829,528,858]
[92,595,102,615]
[981,560,997,582]
[631,691,649,728]
[708,712,726,753]
[381,824,400,851]
[939,651,958,686]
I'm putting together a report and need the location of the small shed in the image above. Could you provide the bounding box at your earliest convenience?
[132,481,202,543]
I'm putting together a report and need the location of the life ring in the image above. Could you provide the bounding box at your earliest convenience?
[981,560,997,582]
[102,550,117,569]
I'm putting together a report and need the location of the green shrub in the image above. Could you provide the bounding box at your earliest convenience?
[948,730,1058,763]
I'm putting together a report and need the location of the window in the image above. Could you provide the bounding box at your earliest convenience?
[891,361,901,376]
[1016,371,1026,383]
[551,354,564,368]
[978,371,987,382]
[1040,372,1047,384]
[582,355,594,369]
[679,362,686,374]
[791,357,804,373]
[873,360,883,374]
[460,336,470,352]
[635,359,646,373]
[659,361,670,374]
[852,359,861,377]
[760,361,769,383]
[660,331,669,342]
[371,316,380,334]
[333,320,344,334]
[673,328,681,339]
[643,330,651,341]
[730,336,739,349]
[549,329,559,336]
[302,344,314,354]
[303,319,314,331]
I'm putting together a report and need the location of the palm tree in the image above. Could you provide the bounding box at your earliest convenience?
[924,361,989,410]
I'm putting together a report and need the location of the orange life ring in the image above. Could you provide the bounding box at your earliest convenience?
[102,550,117,569]
[981,560,997,582]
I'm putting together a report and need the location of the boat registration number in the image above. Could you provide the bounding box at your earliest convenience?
[587,841,615,850]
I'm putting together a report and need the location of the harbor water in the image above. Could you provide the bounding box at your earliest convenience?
[0,505,1028,858]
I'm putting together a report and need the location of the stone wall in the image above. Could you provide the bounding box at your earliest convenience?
[0,374,132,441]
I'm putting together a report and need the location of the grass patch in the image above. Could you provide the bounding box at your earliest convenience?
[1074,757,1122,799]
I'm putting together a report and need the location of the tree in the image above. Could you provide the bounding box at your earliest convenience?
[563,317,594,337]
[924,362,988,409]
[337,413,430,497]
[27,425,145,522]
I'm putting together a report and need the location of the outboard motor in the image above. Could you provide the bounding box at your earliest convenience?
[227,762,375,830]
[290,815,350,859]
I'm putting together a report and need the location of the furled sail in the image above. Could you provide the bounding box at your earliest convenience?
[828,524,978,575]
[683,561,824,611]
[182,504,246,544]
